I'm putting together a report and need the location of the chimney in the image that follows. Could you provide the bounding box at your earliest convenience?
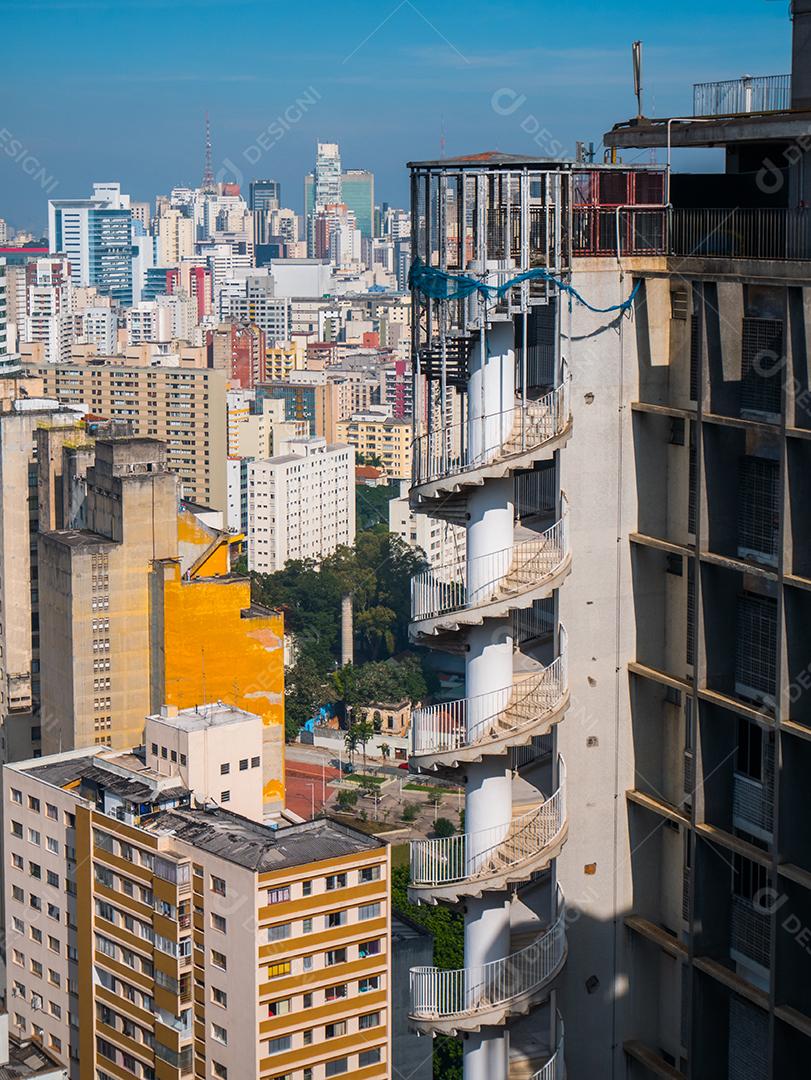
[340,594,353,666]
[792,0,811,109]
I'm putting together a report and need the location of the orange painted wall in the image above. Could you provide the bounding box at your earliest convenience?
[161,563,285,805]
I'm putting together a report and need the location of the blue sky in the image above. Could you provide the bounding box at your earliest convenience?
[0,0,792,232]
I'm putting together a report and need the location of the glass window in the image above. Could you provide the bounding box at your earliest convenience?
[325,1059,348,1077]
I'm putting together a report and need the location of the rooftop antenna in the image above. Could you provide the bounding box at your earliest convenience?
[202,112,215,193]
[632,41,644,119]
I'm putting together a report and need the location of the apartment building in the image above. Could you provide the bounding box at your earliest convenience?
[3,704,390,1080]
[20,257,73,365]
[248,437,355,573]
[27,360,228,511]
[388,479,462,567]
[336,408,410,480]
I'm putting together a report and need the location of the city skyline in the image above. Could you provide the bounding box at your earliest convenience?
[0,0,790,232]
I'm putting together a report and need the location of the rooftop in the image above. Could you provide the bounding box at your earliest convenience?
[149,702,261,733]
[0,1034,67,1079]
[143,808,383,871]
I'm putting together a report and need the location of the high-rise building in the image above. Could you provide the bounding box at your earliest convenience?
[0,405,87,763]
[248,436,355,572]
[249,179,281,212]
[0,218,8,244]
[406,10,811,1078]
[0,256,22,374]
[305,143,342,256]
[47,183,133,306]
[341,170,374,240]
[155,208,195,266]
[3,703,391,1080]
[28,361,228,511]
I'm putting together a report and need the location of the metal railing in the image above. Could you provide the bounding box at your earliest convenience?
[693,74,791,117]
[410,761,566,887]
[530,1031,565,1080]
[671,207,811,262]
[410,911,566,1020]
[413,381,570,487]
[411,513,568,623]
[411,636,567,758]
[572,207,668,257]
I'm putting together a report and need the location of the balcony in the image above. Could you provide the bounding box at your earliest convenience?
[412,381,571,499]
[410,512,570,638]
[411,636,568,769]
[671,207,811,263]
[409,911,566,1034]
[732,772,774,841]
[409,761,567,903]
[693,74,791,117]
[730,895,771,972]
[509,1015,564,1080]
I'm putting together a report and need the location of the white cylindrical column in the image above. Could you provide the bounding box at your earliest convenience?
[463,895,511,1080]
[468,318,515,465]
[464,1028,509,1080]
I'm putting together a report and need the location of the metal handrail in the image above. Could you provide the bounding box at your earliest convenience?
[410,760,566,887]
[413,380,570,487]
[530,1031,565,1080]
[410,911,566,1019]
[411,512,568,622]
[693,74,790,117]
[670,207,811,262]
[411,631,568,757]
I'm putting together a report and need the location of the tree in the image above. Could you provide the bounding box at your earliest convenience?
[353,718,375,775]
[391,863,463,1080]
[401,803,418,823]
[284,657,328,742]
[336,789,358,813]
[344,725,359,770]
[355,605,397,660]
[378,742,391,761]
[434,817,456,838]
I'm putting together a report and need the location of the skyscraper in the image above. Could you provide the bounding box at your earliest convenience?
[249,178,281,212]
[341,169,374,239]
[47,183,133,306]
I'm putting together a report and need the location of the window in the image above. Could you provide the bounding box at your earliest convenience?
[251,756,260,768]
[151,743,158,755]
[46,871,59,889]
[211,1023,227,1045]
[325,1021,346,1039]
[212,987,227,1008]
[30,926,42,944]
[47,903,60,921]
[267,1036,292,1055]
[302,880,312,897]
[11,854,23,870]
[326,948,346,966]
[325,874,346,891]
[12,917,24,934]
[28,796,40,812]
[325,982,348,1002]
[326,911,345,929]
[359,1048,381,1068]
[211,950,227,970]
[267,887,290,905]
[213,1063,228,1079]
[359,865,380,884]
[303,1028,313,1045]
[267,961,291,979]
[267,998,290,1017]
[359,976,380,993]
[220,791,230,803]
[267,923,290,942]
[220,763,230,775]
[10,789,22,804]
[46,804,57,821]
[211,876,226,897]
[28,829,40,846]
[303,992,313,1008]
[211,914,227,933]
[47,837,59,855]
[29,862,41,879]
[359,939,381,958]
[11,820,22,838]
[302,918,313,933]
[359,1011,380,1030]
[11,886,24,903]
[325,1059,348,1077]
[239,759,248,771]
[359,903,380,921]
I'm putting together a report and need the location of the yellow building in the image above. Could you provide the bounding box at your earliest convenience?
[336,409,411,480]
[265,338,307,381]
[152,507,286,807]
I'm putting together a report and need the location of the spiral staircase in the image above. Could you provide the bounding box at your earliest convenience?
[406,159,573,1080]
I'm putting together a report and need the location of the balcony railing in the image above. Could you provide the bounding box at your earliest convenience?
[671,207,811,262]
[411,638,567,760]
[693,74,791,117]
[410,911,565,1022]
[413,381,570,488]
[410,762,566,889]
[411,512,568,624]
